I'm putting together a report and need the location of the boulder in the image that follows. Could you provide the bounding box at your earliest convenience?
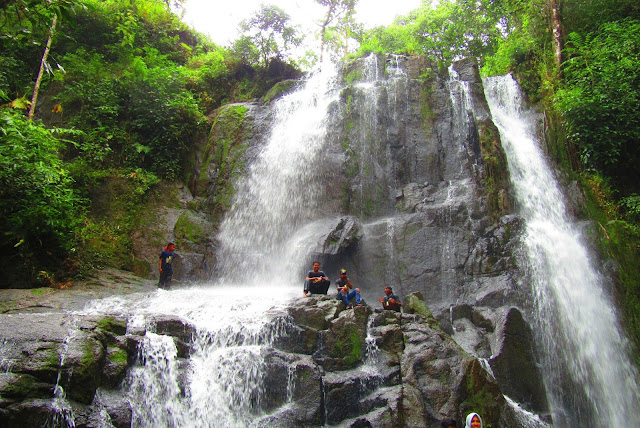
[92,389,133,428]
[0,373,54,401]
[288,295,340,331]
[489,308,549,413]
[314,306,370,371]
[404,291,434,319]
[63,334,106,404]
[321,217,363,256]
[458,358,506,425]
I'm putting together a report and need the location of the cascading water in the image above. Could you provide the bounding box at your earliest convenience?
[216,63,341,282]
[484,74,640,426]
[83,286,299,427]
[78,64,345,427]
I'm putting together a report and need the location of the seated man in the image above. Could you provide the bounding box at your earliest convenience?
[303,261,331,297]
[379,286,402,312]
[335,268,361,309]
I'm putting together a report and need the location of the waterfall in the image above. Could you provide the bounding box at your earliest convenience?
[216,63,341,283]
[76,66,351,425]
[83,286,299,427]
[484,74,640,426]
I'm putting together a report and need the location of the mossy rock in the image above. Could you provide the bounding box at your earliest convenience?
[174,209,210,250]
[102,346,129,389]
[96,316,127,336]
[0,373,54,400]
[404,292,433,319]
[64,336,106,404]
[376,324,405,354]
[459,358,504,427]
[323,307,370,369]
[262,79,299,103]
[478,118,511,221]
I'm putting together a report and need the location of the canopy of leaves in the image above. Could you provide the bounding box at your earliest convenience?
[556,19,640,190]
[353,0,506,64]
[235,4,302,66]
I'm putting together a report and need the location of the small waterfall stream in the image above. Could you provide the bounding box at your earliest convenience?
[84,286,299,427]
[484,74,640,426]
[216,63,341,282]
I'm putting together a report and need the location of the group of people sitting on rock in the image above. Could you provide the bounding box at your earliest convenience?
[303,261,402,311]
[442,412,484,428]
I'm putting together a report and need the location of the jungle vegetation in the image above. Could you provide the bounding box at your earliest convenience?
[1,0,639,351]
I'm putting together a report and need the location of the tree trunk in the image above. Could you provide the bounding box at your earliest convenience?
[343,26,348,57]
[549,0,562,71]
[319,3,336,64]
[320,24,326,63]
[28,13,57,121]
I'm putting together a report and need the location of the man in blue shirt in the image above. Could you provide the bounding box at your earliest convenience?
[158,242,176,290]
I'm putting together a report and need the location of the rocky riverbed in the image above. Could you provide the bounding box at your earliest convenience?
[0,270,548,427]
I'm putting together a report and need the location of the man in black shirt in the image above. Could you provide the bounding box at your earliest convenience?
[303,261,330,297]
[379,286,402,311]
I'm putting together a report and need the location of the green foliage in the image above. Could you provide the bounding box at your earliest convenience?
[124,57,205,179]
[580,174,640,359]
[621,195,640,223]
[237,4,302,66]
[0,109,84,283]
[71,167,161,271]
[355,0,504,63]
[556,19,640,189]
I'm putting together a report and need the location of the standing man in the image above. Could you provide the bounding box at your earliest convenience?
[158,242,176,290]
[303,261,330,297]
[335,268,361,309]
[379,286,402,311]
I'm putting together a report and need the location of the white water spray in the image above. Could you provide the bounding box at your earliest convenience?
[217,64,340,282]
[82,285,299,427]
[484,74,640,426]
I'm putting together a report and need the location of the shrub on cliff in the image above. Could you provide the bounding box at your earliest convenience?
[0,110,84,286]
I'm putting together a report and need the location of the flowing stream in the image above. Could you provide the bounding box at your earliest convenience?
[84,286,298,427]
[484,75,640,427]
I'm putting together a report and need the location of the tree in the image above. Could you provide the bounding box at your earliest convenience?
[27,11,57,120]
[237,4,301,66]
[0,0,85,120]
[0,109,83,283]
[315,0,357,62]
[556,19,640,189]
[548,0,563,70]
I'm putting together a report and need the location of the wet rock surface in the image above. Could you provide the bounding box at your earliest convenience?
[0,288,545,427]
